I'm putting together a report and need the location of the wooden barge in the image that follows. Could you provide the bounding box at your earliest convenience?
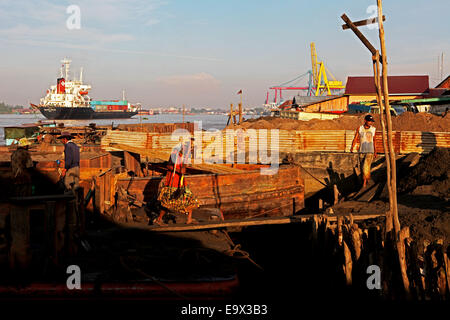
[111,164,304,221]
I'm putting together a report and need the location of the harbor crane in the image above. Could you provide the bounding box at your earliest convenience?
[310,42,345,96]
[266,42,344,105]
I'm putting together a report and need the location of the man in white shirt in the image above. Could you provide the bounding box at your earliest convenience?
[350,114,377,188]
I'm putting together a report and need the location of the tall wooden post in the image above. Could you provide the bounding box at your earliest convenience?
[377,0,409,294]
[372,51,393,234]
[341,2,409,295]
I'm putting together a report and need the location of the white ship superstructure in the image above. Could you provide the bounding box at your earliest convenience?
[39,58,92,108]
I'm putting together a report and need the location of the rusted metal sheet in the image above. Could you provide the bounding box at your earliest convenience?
[296,130,347,152]
[102,128,450,158]
[113,165,304,220]
[400,131,450,154]
[116,122,196,134]
[124,151,143,177]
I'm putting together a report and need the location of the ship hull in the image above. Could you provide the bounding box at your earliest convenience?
[37,106,137,120]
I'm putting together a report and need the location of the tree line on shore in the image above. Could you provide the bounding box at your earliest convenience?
[0,102,26,114]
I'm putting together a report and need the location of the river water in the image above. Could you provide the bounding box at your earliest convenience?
[0,113,257,145]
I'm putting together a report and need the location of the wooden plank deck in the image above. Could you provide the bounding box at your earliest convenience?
[112,213,385,232]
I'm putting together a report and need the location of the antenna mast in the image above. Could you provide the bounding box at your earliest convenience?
[61,57,71,80]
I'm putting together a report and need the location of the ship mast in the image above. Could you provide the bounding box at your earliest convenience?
[61,57,71,80]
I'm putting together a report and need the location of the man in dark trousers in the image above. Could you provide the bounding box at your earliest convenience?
[57,131,80,193]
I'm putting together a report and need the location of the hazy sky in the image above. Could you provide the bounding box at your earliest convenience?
[0,0,448,109]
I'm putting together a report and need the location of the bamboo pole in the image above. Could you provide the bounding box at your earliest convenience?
[377,0,410,294]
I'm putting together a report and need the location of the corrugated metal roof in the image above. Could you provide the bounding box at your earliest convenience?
[293,95,335,107]
[344,75,429,95]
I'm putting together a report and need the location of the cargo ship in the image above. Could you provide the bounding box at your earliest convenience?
[31,58,138,120]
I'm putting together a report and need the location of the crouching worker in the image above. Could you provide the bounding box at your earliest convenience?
[155,139,199,226]
[350,114,377,188]
[57,131,80,193]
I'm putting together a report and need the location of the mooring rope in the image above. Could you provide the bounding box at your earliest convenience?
[221,230,264,271]
[119,256,187,300]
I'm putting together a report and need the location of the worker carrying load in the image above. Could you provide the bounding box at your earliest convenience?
[154,138,199,226]
[350,114,377,188]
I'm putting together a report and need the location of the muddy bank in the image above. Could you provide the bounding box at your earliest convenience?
[230,112,450,132]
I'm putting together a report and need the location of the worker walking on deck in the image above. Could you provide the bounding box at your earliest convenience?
[57,131,80,193]
[350,115,377,188]
[11,139,34,197]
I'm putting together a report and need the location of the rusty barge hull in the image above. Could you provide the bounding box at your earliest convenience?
[115,165,304,220]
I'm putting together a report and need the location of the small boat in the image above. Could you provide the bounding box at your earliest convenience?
[137,109,154,116]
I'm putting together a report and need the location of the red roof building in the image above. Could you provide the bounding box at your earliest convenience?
[344,75,430,103]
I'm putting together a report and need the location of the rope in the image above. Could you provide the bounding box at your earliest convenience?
[221,231,264,271]
[297,163,328,187]
[119,256,187,299]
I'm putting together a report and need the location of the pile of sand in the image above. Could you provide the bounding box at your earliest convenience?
[398,147,450,198]
[230,112,450,132]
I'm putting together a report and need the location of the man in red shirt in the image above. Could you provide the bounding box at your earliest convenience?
[155,139,198,225]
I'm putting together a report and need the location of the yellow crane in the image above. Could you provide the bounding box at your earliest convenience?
[310,42,345,96]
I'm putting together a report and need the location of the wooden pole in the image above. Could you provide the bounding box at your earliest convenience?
[238,102,243,124]
[341,14,379,57]
[342,15,386,30]
[372,51,393,235]
[377,0,409,294]
[239,93,243,124]
[333,184,339,205]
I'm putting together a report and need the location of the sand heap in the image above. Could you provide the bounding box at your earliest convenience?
[230,112,450,132]
[396,148,450,249]
[398,147,450,199]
